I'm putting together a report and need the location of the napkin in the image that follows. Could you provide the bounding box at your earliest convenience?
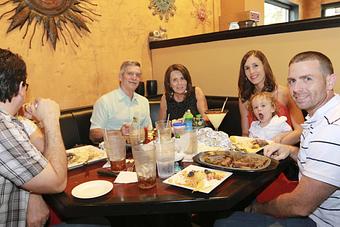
[114,171,138,183]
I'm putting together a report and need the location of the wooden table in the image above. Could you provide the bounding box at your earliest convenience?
[45,159,285,227]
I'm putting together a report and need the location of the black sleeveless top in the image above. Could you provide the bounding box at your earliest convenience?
[166,87,199,120]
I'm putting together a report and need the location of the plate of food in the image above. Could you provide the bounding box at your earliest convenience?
[163,165,232,193]
[229,136,270,153]
[193,150,277,173]
[67,145,107,170]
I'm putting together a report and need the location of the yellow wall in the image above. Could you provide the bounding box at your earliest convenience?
[151,27,340,97]
[0,0,338,109]
[0,1,216,109]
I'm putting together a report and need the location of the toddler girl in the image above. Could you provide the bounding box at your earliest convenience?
[248,92,292,142]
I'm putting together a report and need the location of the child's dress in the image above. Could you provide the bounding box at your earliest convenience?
[249,115,292,140]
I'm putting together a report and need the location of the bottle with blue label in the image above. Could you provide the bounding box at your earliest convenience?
[183,109,193,131]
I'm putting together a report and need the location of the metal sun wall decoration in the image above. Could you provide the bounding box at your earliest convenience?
[148,0,176,22]
[0,0,100,50]
[191,0,211,27]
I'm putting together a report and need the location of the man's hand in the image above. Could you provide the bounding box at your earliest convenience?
[29,98,60,125]
[27,194,49,227]
[121,123,131,136]
[263,143,291,160]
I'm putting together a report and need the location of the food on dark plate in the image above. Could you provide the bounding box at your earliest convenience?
[200,151,270,170]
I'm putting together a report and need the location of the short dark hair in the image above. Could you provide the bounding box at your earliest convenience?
[238,50,277,103]
[289,51,334,76]
[0,48,27,102]
[163,64,193,101]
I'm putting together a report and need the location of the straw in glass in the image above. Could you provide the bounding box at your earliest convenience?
[221,97,228,112]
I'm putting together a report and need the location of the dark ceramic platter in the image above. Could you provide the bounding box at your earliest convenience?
[193,151,279,173]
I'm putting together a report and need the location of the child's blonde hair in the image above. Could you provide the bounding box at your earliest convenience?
[248,91,277,116]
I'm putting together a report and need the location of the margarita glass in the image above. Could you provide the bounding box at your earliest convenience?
[205,109,228,131]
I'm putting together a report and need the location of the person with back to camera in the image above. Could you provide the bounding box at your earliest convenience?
[0,48,67,227]
[0,48,110,227]
[159,64,208,121]
[238,50,304,145]
[214,51,340,227]
[248,91,292,141]
[90,61,152,144]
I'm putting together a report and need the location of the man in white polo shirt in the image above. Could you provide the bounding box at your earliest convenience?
[90,61,152,144]
[214,51,340,227]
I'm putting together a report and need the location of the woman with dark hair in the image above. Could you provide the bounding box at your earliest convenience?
[238,50,304,145]
[159,64,208,121]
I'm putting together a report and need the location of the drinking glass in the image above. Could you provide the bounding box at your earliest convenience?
[132,143,157,189]
[181,129,198,155]
[205,109,228,131]
[155,138,175,179]
[155,120,172,142]
[103,129,126,171]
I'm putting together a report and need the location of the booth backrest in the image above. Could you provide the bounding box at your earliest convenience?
[59,113,82,149]
[59,96,242,149]
[149,101,161,128]
[60,106,94,149]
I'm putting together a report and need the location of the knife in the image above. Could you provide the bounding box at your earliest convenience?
[97,169,119,177]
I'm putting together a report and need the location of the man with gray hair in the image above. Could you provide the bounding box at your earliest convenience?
[90,61,152,143]
[214,51,340,227]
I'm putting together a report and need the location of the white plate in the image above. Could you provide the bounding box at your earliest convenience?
[71,180,113,199]
[163,165,232,193]
[67,145,107,170]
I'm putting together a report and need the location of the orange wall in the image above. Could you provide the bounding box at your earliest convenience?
[0,1,336,109]
[0,1,217,109]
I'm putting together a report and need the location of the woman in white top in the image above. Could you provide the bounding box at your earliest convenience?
[248,92,292,142]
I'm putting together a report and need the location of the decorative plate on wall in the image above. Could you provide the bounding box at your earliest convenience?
[148,0,176,22]
[0,0,100,50]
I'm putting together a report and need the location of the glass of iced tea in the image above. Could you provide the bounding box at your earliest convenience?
[155,120,172,142]
[104,129,126,171]
[132,143,157,189]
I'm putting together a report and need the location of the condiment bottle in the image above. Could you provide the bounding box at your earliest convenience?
[194,114,205,129]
